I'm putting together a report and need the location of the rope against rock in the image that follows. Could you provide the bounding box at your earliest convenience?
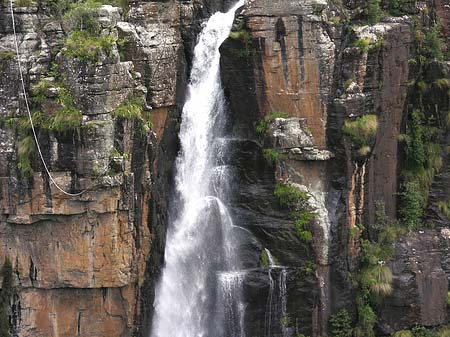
[10,0,93,197]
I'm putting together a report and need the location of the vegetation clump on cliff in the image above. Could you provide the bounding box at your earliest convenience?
[256,112,289,135]
[228,16,254,58]
[329,308,353,337]
[274,183,316,244]
[351,202,403,336]
[398,17,447,229]
[343,114,378,156]
[112,94,153,131]
[58,0,126,64]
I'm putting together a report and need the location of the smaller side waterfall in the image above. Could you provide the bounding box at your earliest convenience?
[279,269,288,337]
[263,249,290,337]
[219,271,247,337]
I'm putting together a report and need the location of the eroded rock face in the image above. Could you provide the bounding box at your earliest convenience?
[1,0,449,336]
[0,1,223,336]
[221,0,340,334]
[380,230,450,334]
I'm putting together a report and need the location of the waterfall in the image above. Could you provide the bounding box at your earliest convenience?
[264,249,290,337]
[150,2,245,337]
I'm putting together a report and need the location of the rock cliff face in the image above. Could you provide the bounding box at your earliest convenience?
[0,1,225,336]
[0,0,449,336]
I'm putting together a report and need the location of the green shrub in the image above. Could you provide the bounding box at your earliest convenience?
[31,78,52,104]
[256,112,289,135]
[262,148,279,164]
[51,87,82,132]
[18,136,34,178]
[274,183,308,209]
[361,264,393,297]
[437,326,450,337]
[412,326,438,337]
[293,210,315,243]
[298,230,313,243]
[63,0,103,34]
[353,38,371,53]
[330,16,340,25]
[436,201,450,218]
[343,78,354,90]
[388,0,414,16]
[293,210,316,229]
[399,180,425,229]
[435,78,450,90]
[357,145,371,157]
[229,30,252,44]
[422,24,444,61]
[301,260,315,276]
[363,0,383,25]
[343,114,378,148]
[329,309,353,337]
[355,303,376,337]
[63,31,115,64]
[112,96,145,120]
[402,109,426,169]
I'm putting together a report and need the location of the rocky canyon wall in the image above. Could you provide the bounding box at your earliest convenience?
[0,0,449,336]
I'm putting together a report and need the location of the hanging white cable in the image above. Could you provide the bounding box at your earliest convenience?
[10,0,91,197]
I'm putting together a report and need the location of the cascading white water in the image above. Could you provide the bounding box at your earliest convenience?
[150,2,245,337]
[264,249,289,337]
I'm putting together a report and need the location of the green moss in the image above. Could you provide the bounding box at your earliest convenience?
[329,309,353,337]
[274,183,308,209]
[343,114,378,148]
[256,112,289,135]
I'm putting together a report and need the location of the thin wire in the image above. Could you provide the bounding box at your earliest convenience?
[10,0,90,197]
